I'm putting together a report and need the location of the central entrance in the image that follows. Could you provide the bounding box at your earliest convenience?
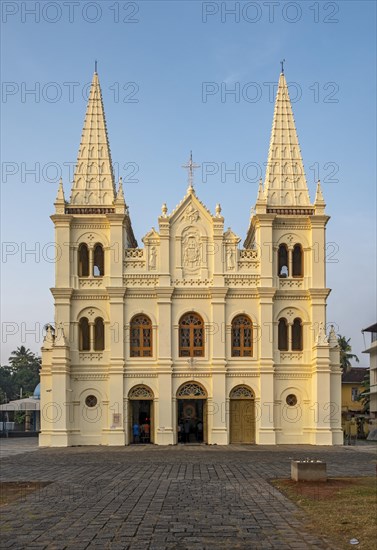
[128,385,154,444]
[177,382,207,444]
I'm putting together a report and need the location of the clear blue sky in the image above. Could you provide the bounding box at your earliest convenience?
[1,1,376,364]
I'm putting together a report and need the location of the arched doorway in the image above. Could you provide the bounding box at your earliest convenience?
[177,382,207,444]
[229,385,255,444]
[128,385,154,444]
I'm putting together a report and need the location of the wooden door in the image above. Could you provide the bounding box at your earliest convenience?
[230,400,255,443]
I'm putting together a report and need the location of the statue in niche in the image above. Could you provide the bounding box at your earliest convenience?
[149,246,157,269]
[183,233,200,270]
[226,246,235,270]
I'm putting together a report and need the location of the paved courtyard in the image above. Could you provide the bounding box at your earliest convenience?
[0,440,376,549]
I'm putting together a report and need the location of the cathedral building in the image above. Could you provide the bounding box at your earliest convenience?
[39,68,342,447]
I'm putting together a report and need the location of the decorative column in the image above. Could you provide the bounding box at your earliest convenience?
[288,246,293,277]
[210,288,228,445]
[257,287,276,444]
[311,324,333,445]
[89,246,94,277]
[89,322,95,351]
[105,288,126,445]
[124,397,129,444]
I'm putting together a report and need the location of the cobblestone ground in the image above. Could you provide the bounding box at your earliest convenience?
[0,441,376,549]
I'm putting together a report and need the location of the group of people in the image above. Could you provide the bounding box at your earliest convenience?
[132,421,150,444]
[132,418,205,444]
[178,418,203,443]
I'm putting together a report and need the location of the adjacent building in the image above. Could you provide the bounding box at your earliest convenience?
[362,323,377,419]
[341,367,368,417]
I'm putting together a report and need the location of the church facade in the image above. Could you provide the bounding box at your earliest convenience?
[39,69,343,447]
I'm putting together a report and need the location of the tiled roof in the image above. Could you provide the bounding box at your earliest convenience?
[342,367,368,384]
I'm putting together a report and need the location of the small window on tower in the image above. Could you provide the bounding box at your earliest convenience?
[94,317,105,351]
[79,317,90,351]
[93,244,104,277]
[278,318,288,351]
[292,318,303,351]
[278,244,289,277]
[292,244,303,277]
[78,244,89,277]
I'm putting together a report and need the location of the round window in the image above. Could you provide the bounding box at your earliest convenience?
[286,394,297,406]
[85,395,98,408]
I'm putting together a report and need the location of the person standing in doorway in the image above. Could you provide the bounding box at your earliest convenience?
[184,419,190,443]
[133,422,140,444]
[196,421,203,442]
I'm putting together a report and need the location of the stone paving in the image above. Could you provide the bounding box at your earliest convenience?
[0,437,39,458]
[0,441,376,549]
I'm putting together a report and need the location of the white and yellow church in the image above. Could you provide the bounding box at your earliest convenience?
[39,69,342,447]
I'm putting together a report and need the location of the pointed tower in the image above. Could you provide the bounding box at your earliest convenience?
[69,70,116,206]
[264,71,311,208]
[40,69,137,448]
[243,68,341,446]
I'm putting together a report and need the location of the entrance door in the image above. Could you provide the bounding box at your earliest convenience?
[230,400,255,443]
[129,400,153,444]
[177,399,206,443]
[128,385,154,445]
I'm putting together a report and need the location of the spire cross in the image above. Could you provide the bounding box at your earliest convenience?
[182,151,201,190]
[95,59,98,73]
[280,59,286,74]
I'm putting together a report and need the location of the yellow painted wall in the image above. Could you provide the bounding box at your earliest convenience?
[341,383,364,413]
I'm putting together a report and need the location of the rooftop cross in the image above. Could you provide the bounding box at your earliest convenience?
[280,58,286,74]
[182,151,201,192]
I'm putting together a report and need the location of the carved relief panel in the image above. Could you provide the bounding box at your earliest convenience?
[182,226,201,277]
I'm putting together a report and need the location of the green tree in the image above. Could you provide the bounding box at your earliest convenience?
[0,347,41,401]
[9,346,37,370]
[0,366,15,402]
[358,370,370,414]
[337,335,359,373]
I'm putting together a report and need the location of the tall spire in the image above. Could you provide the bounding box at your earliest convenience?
[264,71,311,207]
[69,71,116,206]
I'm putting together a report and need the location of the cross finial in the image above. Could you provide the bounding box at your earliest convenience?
[280,59,286,74]
[95,60,98,73]
[182,151,201,192]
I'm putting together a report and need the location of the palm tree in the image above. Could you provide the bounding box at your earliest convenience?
[9,346,36,371]
[6,347,40,399]
[337,335,359,373]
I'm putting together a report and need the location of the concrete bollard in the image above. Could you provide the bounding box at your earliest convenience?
[291,460,327,482]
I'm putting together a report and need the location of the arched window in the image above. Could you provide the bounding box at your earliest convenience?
[292,318,303,351]
[278,244,289,277]
[278,318,288,351]
[79,317,90,351]
[130,315,152,357]
[179,313,204,357]
[78,244,89,277]
[231,315,253,357]
[93,244,104,277]
[94,317,105,351]
[292,244,303,277]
